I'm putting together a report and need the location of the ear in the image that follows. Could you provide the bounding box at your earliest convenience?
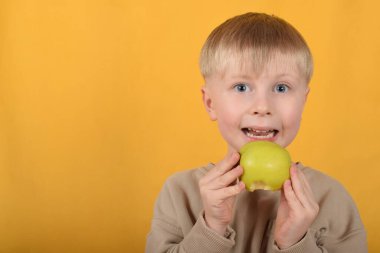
[201,86,217,121]
[305,87,310,102]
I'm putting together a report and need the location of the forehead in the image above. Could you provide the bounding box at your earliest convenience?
[212,52,306,82]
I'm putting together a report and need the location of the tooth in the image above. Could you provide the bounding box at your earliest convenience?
[244,130,275,138]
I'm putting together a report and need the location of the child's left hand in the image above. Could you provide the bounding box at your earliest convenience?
[274,164,319,249]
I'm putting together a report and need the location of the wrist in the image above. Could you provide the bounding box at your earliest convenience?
[204,214,228,236]
[275,232,307,250]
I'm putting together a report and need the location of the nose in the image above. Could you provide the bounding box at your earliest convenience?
[251,93,272,116]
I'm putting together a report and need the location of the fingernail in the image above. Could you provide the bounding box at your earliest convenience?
[232,153,240,163]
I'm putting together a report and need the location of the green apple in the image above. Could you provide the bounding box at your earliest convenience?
[239,141,291,191]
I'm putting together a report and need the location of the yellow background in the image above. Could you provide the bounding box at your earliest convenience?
[1,0,379,252]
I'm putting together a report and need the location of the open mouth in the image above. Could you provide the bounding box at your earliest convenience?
[242,128,279,139]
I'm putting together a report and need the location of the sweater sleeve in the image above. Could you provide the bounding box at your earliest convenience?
[268,226,367,253]
[145,173,235,253]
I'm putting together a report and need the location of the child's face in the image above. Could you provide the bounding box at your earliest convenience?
[202,55,309,152]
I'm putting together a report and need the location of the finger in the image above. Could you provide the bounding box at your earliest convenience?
[291,166,318,211]
[209,165,244,190]
[201,152,240,184]
[289,165,309,208]
[293,164,309,190]
[297,168,314,198]
[213,181,245,199]
[276,187,289,221]
[283,179,302,210]
[279,186,288,209]
[297,169,319,210]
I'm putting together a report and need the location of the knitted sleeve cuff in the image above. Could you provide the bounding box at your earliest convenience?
[181,212,236,253]
[272,230,321,253]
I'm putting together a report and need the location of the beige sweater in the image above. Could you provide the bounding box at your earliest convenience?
[146,163,367,253]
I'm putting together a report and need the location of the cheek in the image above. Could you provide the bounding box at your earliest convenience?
[214,100,243,131]
[217,108,238,128]
[279,104,304,147]
[282,102,304,129]
[214,97,242,121]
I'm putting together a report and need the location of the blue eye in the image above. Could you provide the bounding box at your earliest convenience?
[234,83,250,92]
[274,84,289,93]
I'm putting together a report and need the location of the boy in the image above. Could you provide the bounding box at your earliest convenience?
[146,13,367,252]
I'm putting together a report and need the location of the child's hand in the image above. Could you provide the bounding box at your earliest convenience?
[199,152,246,236]
[274,164,319,249]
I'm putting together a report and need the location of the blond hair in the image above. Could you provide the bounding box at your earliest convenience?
[199,13,313,83]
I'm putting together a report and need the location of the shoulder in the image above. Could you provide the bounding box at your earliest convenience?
[300,165,341,191]
[153,164,214,224]
[164,163,214,190]
[300,165,355,204]
[299,164,365,234]
[157,163,214,206]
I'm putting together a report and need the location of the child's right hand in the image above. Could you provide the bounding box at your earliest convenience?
[199,152,246,236]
